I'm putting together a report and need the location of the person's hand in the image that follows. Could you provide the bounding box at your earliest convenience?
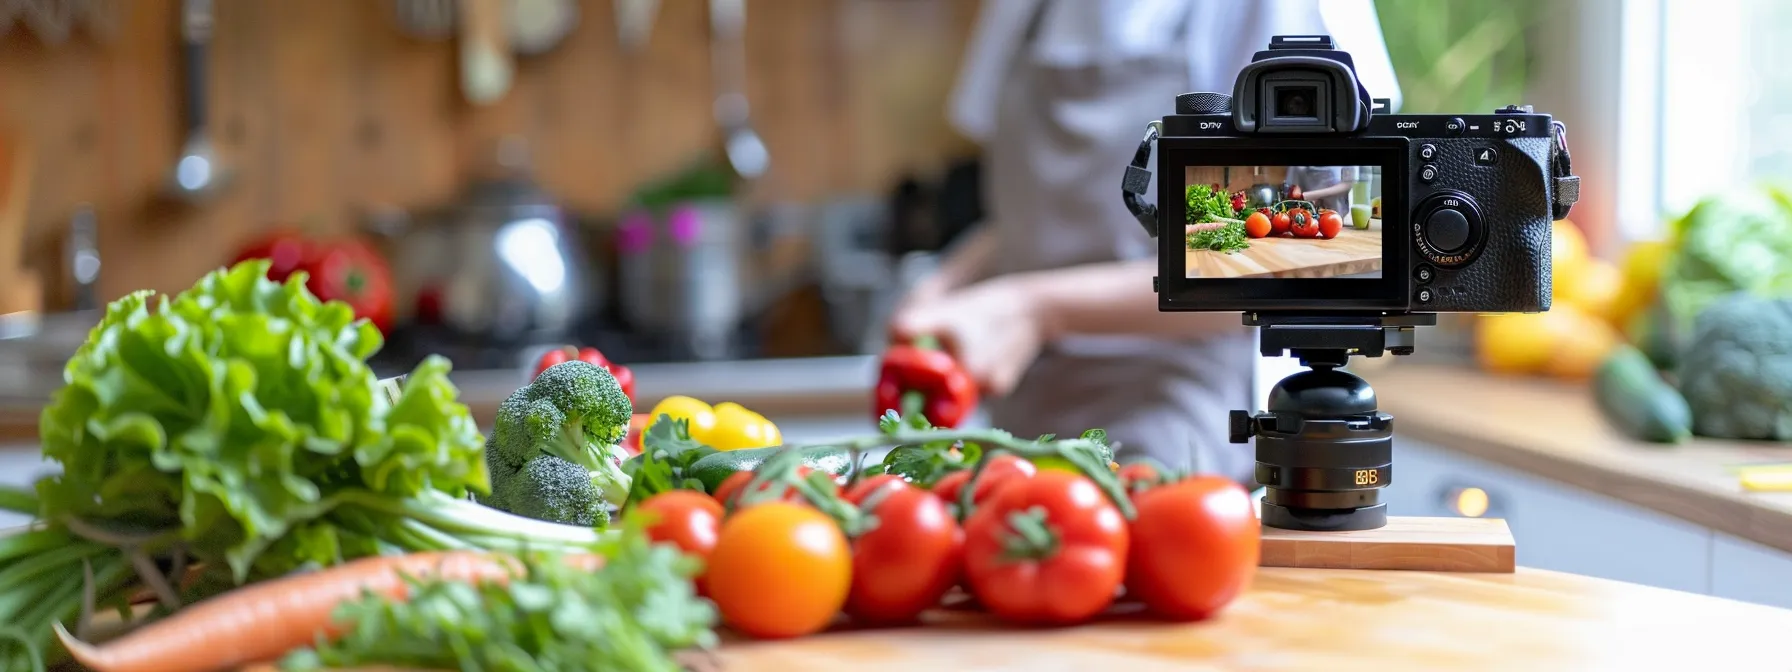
[888,276,1048,397]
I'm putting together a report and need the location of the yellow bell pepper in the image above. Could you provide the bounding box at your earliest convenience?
[707,402,783,451]
[644,395,717,442]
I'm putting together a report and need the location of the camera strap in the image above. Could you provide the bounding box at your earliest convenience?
[1121,121,1164,238]
[1550,121,1580,221]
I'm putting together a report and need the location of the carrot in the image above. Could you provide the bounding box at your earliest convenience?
[54,551,603,672]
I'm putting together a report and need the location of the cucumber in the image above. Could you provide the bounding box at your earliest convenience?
[1593,344,1693,444]
[686,446,860,493]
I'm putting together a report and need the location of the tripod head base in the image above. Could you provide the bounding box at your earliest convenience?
[1262,501,1388,532]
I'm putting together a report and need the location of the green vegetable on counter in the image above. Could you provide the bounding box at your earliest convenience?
[1186,221,1252,254]
[282,516,717,672]
[0,261,609,671]
[479,360,635,527]
[1662,185,1792,333]
[1675,293,1792,441]
[1185,183,1238,224]
[621,417,718,507]
[1593,344,1692,444]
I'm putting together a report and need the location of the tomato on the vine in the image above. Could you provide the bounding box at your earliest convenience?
[1269,211,1292,236]
[713,466,836,509]
[931,453,1036,507]
[1288,208,1318,238]
[962,470,1129,625]
[1117,462,1163,494]
[1316,209,1344,239]
[634,491,725,590]
[1126,476,1260,621]
[844,481,963,624]
[844,473,908,504]
[707,502,852,639]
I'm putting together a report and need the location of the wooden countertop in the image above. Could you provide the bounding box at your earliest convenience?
[1185,222,1381,279]
[249,567,1792,671]
[1365,363,1792,555]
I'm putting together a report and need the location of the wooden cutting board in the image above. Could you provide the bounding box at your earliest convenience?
[1186,223,1381,279]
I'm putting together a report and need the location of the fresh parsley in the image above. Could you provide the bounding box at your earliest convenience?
[621,417,718,508]
[1186,220,1252,254]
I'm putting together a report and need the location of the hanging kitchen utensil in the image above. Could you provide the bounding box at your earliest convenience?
[507,0,575,56]
[615,0,657,53]
[458,0,512,105]
[392,0,456,41]
[164,0,231,203]
[66,204,98,311]
[708,0,767,181]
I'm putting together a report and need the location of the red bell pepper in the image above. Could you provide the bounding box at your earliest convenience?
[874,335,979,428]
[533,346,636,406]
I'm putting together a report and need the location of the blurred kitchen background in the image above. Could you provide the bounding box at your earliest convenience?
[9,0,1792,607]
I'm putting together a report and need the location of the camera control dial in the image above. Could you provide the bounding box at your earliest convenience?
[1413,190,1486,268]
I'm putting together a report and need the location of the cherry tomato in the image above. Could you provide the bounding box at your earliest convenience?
[963,470,1129,625]
[635,491,725,591]
[1317,209,1344,239]
[713,466,836,509]
[844,474,908,504]
[707,502,853,639]
[1270,211,1292,236]
[845,483,963,624]
[931,454,1036,507]
[1118,462,1163,494]
[1288,209,1318,238]
[1126,476,1260,621]
[1244,211,1272,239]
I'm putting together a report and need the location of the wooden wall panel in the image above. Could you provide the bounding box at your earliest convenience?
[0,0,981,306]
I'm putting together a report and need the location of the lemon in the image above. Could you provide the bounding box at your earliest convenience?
[1540,306,1622,380]
[1551,220,1591,298]
[1610,239,1675,327]
[1558,258,1625,325]
[645,395,717,443]
[1474,312,1568,375]
[707,402,783,451]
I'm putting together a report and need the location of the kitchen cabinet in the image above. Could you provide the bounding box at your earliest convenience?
[1388,436,1713,595]
[1712,533,1792,611]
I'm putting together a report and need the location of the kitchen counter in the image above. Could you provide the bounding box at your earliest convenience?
[715,566,1792,671]
[1363,364,1792,556]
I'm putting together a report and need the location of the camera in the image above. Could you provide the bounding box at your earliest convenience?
[1120,35,1580,532]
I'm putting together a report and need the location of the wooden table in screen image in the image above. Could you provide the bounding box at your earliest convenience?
[1186,222,1382,279]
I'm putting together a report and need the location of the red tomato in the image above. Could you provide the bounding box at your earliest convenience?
[931,454,1036,507]
[962,471,1129,625]
[1243,212,1272,239]
[1125,476,1260,621]
[714,467,836,509]
[845,474,908,504]
[306,239,396,334]
[635,491,725,591]
[1118,463,1163,494]
[231,230,313,282]
[845,483,963,624]
[1269,211,1292,236]
[1288,209,1318,238]
[1289,184,1304,201]
[1317,209,1344,239]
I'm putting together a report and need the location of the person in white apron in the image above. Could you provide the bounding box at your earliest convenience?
[890,0,1401,483]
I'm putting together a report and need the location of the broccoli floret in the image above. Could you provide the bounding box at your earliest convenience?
[492,454,610,527]
[1676,293,1792,440]
[483,360,634,517]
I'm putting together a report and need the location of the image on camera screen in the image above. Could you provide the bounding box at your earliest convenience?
[1183,165,1383,279]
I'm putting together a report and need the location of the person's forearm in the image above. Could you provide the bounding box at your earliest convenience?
[1020,259,1243,340]
[930,225,998,291]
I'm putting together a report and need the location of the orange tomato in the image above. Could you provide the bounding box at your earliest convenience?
[706,502,853,639]
[1243,211,1273,239]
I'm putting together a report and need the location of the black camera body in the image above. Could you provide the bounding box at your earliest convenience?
[1125,35,1580,314]
[1121,35,1581,533]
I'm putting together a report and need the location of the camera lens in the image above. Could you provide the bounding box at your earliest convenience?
[1275,86,1318,118]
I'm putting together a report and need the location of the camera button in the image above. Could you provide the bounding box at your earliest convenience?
[1474,147,1499,166]
[1418,144,1439,161]
[1426,209,1472,253]
[1415,287,1435,305]
[1419,164,1439,183]
[1445,117,1467,135]
[1414,265,1436,284]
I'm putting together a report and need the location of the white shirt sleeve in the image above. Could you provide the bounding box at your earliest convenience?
[1320,0,1403,112]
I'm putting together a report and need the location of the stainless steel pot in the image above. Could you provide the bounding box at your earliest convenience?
[615,200,742,360]
[369,141,594,346]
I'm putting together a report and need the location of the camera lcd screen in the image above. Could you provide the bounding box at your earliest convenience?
[1183,165,1382,280]
[1155,137,1409,312]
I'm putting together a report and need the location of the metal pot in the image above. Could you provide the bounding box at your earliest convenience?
[1245,183,1279,209]
[368,144,594,347]
[615,200,743,360]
